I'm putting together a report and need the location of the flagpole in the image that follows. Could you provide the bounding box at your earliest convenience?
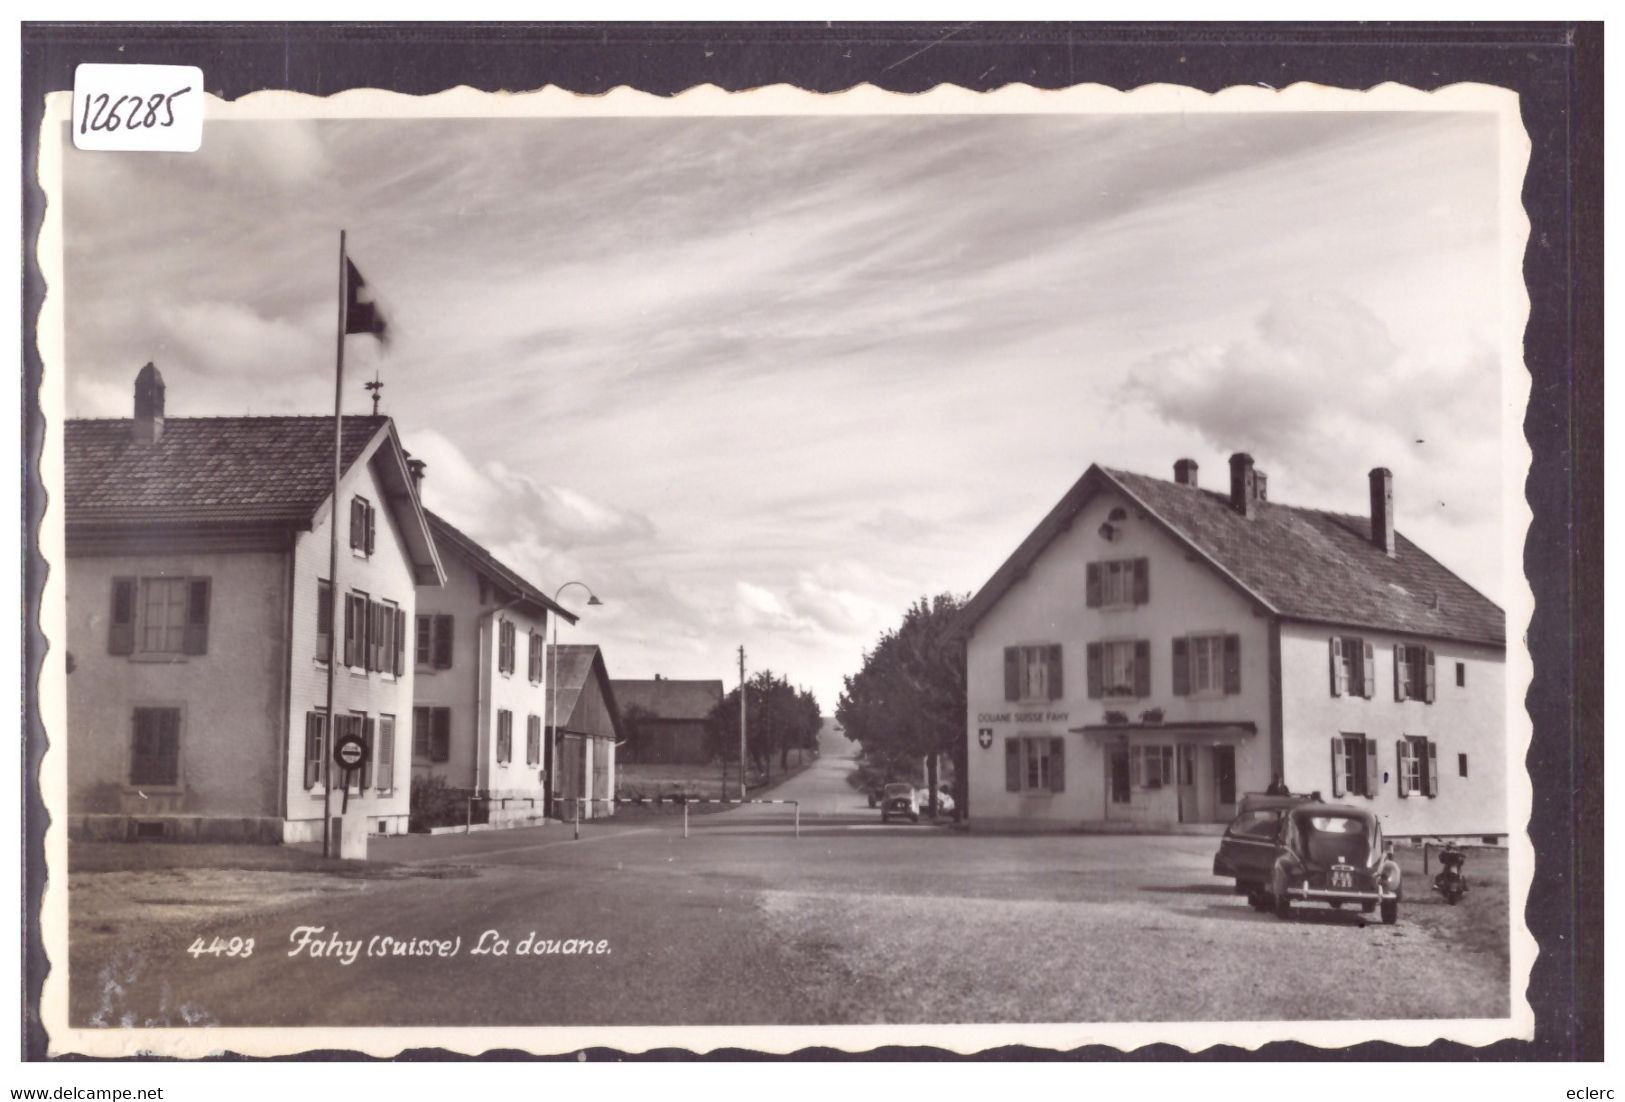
[322,229,349,857]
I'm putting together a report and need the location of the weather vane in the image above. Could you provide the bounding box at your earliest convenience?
[364,370,384,415]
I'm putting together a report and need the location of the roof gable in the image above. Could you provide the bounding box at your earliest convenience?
[961,463,1504,648]
[64,414,446,585]
[545,644,623,736]
[423,510,576,623]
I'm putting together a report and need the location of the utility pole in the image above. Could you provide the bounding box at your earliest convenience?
[738,645,747,800]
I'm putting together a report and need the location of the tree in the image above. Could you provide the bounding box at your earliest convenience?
[836,593,969,818]
[708,670,823,784]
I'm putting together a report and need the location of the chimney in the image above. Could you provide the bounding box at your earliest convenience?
[1173,458,1199,487]
[132,362,165,444]
[406,456,427,492]
[1369,467,1395,555]
[1228,453,1257,517]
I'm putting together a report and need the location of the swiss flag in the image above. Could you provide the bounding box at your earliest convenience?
[344,258,389,344]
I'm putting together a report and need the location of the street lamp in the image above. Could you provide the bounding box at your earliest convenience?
[550,581,602,822]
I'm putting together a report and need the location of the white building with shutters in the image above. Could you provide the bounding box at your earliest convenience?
[958,453,1507,839]
[410,509,579,826]
[62,365,444,843]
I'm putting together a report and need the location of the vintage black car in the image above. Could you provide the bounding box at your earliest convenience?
[1213,792,1314,906]
[1216,798,1402,924]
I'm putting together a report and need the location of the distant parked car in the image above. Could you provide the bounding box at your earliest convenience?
[917,785,955,815]
[1213,792,1314,907]
[880,782,920,824]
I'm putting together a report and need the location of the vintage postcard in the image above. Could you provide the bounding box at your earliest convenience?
[33,79,1535,1057]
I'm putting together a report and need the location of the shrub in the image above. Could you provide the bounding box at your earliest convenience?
[409,774,479,832]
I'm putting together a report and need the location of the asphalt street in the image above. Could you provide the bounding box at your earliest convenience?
[70,726,1511,1027]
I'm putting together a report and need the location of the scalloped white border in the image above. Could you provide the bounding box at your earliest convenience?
[34,78,1536,1059]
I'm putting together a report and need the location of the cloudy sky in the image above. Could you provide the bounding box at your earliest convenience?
[59,107,1509,707]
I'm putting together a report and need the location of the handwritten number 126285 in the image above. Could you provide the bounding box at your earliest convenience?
[80,87,192,135]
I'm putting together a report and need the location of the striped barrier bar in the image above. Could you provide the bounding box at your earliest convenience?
[564,795,800,838]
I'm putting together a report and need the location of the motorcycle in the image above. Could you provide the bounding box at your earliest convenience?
[1433,841,1469,905]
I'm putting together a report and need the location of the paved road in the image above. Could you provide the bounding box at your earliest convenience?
[70,726,1510,1027]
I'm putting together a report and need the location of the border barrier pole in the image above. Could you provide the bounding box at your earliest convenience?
[795,801,800,838]
[684,800,690,838]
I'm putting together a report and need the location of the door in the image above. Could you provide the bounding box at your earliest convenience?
[1213,746,1237,819]
[1108,748,1131,813]
[1177,744,1199,823]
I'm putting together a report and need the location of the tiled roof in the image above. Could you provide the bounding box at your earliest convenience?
[64,415,387,528]
[611,678,724,721]
[961,464,1505,648]
[423,510,577,624]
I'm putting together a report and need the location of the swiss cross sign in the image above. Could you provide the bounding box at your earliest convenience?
[978,728,994,749]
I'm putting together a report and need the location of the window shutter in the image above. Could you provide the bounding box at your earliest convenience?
[1364,738,1379,798]
[1172,637,1190,696]
[1361,640,1376,698]
[1003,647,1019,702]
[1393,645,1408,701]
[416,615,431,666]
[434,615,454,669]
[365,502,376,555]
[1086,643,1103,699]
[378,720,395,794]
[1329,637,1343,697]
[108,577,136,655]
[361,717,375,790]
[304,714,322,789]
[1423,648,1437,703]
[1329,737,1345,798]
[412,707,429,759]
[1425,740,1439,797]
[432,708,451,762]
[1085,562,1102,608]
[1047,644,1063,700]
[349,499,362,550]
[1396,740,1411,797]
[1049,737,1066,792]
[1223,634,1241,695]
[1132,558,1150,605]
[1133,640,1151,698]
[395,608,406,676]
[1004,739,1021,792]
[342,596,355,667]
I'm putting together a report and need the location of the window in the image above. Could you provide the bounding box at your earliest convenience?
[316,579,333,664]
[1088,639,1149,699]
[496,710,513,764]
[1327,636,1375,698]
[1003,736,1065,793]
[1456,661,1466,687]
[130,707,180,786]
[498,620,517,676]
[1174,633,1240,696]
[1227,808,1285,843]
[1086,557,1149,609]
[416,614,454,670]
[1131,744,1173,790]
[375,715,396,795]
[413,706,452,763]
[1397,735,1439,798]
[1458,752,1468,778]
[303,711,327,789]
[1330,733,1378,798]
[343,591,366,668]
[1394,643,1437,703]
[349,495,376,556]
[528,631,545,684]
[527,715,542,765]
[108,576,211,657]
[1002,645,1062,702]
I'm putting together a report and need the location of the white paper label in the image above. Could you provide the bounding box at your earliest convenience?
[72,64,203,152]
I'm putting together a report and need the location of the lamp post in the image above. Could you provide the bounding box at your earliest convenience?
[550,582,602,822]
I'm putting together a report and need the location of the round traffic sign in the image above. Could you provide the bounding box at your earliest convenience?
[334,732,368,769]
